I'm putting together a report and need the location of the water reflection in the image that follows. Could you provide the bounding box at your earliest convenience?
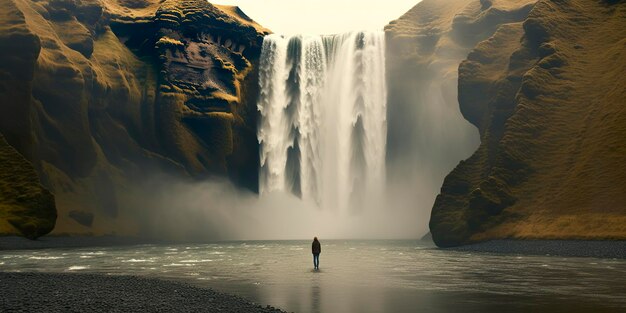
[1,240,625,313]
[310,271,321,313]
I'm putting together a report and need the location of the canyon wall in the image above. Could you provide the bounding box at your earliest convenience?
[0,0,268,236]
[388,0,626,247]
[432,0,626,246]
[385,0,535,236]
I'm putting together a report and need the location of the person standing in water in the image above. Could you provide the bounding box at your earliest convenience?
[312,237,321,270]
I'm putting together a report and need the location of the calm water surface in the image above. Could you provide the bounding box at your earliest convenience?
[1,240,625,313]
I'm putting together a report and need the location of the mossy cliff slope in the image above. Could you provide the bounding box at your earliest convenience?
[425,0,626,246]
[0,0,268,236]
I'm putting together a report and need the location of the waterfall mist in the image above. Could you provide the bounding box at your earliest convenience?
[127,30,476,241]
[123,32,417,241]
[126,174,419,240]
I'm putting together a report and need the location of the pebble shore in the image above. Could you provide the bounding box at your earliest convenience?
[0,272,287,313]
[447,239,626,259]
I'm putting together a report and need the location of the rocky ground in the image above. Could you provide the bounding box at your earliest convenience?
[0,272,286,313]
[448,240,626,259]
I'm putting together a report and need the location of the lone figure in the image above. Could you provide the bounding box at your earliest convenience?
[312,237,321,270]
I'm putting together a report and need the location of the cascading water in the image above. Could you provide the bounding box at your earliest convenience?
[258,32,387,211]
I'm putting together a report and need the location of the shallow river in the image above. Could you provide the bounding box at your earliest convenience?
[1,240,625,313]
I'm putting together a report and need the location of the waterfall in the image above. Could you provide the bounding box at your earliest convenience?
[258,32,387,211]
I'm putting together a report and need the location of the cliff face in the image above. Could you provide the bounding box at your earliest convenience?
[0,0,268,236]
[428,0,626,246]
[385,0,536,233]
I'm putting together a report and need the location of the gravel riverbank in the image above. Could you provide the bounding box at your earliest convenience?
[446,240,626,259]
[0,272,286,313]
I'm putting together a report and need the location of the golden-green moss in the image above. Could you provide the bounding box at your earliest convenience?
[0,135,56,239]
[430,0,626,246]
[156,36,184,48]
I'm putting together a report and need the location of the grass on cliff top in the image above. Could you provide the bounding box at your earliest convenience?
[214,4,271,34]
[101,0,163,22]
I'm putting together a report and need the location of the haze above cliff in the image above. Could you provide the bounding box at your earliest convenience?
[216,0,420,34]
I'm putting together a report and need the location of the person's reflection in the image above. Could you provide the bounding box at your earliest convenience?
[311,272,321,313]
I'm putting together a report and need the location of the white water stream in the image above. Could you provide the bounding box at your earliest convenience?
[258,32,387,212]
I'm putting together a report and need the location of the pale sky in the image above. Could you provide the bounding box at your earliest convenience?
[214,0,420,35]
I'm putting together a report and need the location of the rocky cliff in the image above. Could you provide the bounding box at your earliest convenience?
[0,0,269,236]
[389,0,626,247]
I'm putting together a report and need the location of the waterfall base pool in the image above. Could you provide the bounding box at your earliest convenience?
[1,240,625,313]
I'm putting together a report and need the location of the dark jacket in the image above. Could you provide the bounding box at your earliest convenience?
[312,240,321,254]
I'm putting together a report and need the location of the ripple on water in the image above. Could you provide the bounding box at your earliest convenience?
[163,263,195,267]
[122,259,154,263]
[28,256,65,260]
[2,241,625,312]
[81,251,106,255]
[68,266,89,271]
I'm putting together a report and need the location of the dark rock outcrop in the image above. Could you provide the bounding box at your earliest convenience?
[0,135,56,239]
[427,0,626,246]
[0,0,269,236]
